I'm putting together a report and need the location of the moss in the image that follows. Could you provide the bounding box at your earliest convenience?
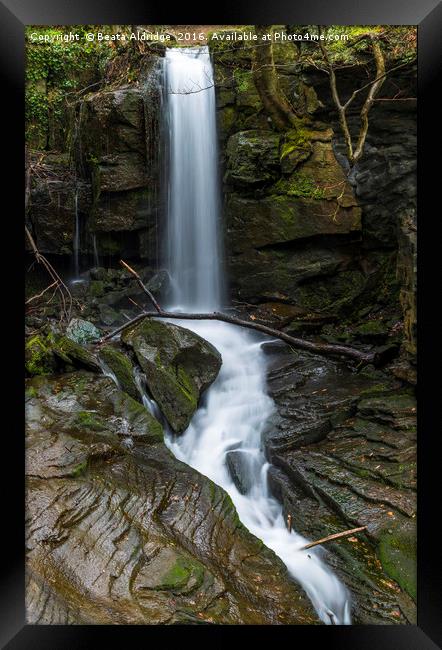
[176,366,198,407]
[53,336,100,371]
[218,106,237,137]
[25,335,55,376]
[25,385,38,399]
[70,459,88,477]
[378,526,416,601]
[89,280,105,297]
[116,393,163,443]
[158,555,205,592]
[73,410,107,431]
[99,345,139,401]
[272,174,326,199]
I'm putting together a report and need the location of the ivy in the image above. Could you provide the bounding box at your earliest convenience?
[25,26,115,147]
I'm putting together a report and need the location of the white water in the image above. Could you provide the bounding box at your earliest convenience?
[73,190,80,278]
[165,47,222,311]
[162,46,351,625]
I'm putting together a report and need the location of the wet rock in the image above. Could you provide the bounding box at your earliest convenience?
[66,318,101,345]
[98,344,140,401]
[263,345,416,623]
[225,450,254,495]
[98,304,121,326]
[27,157,92,256]
[121,320,222,434]
[26,372,317,625]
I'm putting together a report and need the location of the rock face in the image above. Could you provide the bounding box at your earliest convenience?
[121,320,222,433]
[26,372,316,625]
[212,35,415,330]
[74,65,163,262]
[263,343,417,624]
[26,153,92,257]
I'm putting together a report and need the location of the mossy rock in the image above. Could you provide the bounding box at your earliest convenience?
[25,335,57,376]
[121,320,222,434]
[52,335,101,372]
[98,344,140,401]
[280,128,313,175]
[224,130,281,187]
[378,520,416,601]
[354,320,389,342]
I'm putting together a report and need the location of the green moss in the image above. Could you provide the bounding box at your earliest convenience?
[280,128,309,159]
[218,106,237,137]
[25,385,38,399]
[157,557,204,591]
[99,345,139,401]
[272,174,326,199]
[25,335,55,376]
[73,410,107,431]
[115,392,163,443]
[53,336,100,371]
[176,366,198,407]
[378,525,416,601]
[70,459,88,477]
[89,280,105,297]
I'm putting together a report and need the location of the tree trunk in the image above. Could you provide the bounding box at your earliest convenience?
[252,25,299,131]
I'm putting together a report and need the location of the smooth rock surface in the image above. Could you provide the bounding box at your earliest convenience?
[26,371,317,625]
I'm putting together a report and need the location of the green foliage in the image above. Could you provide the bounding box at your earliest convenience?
[306,25,416,66]
[25,26,115,148]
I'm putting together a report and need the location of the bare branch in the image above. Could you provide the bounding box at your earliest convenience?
[119,260,162,313]
[299,526,367,551]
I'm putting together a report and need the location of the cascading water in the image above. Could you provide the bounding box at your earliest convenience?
[164,47,223,311]
[73,189,80,278]
[161,46,351,624]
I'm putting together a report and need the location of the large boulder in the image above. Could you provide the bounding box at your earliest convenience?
[26,372,316,624]
[121,320,222,433]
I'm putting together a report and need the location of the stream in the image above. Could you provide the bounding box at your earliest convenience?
[160,46,351,625]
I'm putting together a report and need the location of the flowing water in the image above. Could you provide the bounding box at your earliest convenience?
[73,189,80,278]
[161,46,351,624]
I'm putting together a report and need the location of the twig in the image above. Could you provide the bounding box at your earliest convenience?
[25,280,58,305]
[119,260,162,313]
[299,526,367,551]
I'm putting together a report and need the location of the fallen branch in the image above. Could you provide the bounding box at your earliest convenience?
[299,526,367,551]
[99,308,378,366]
[96,261,383,367]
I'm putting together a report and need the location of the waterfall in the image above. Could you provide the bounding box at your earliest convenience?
[164,47,223,311]
[73,189,80,277]
[161,46,351,625]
